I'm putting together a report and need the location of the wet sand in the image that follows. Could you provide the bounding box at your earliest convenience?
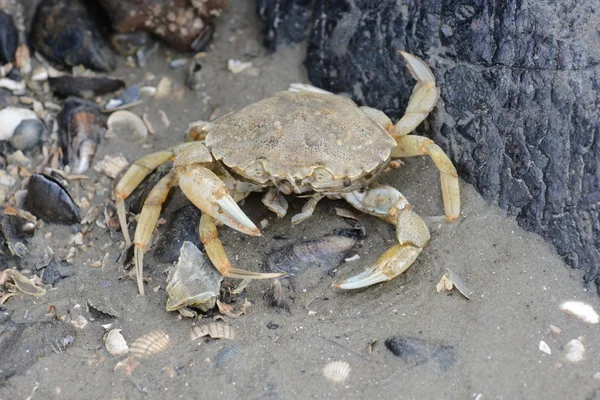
[2,1,600,399]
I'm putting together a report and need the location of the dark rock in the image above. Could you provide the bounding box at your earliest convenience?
[0,11,18,64]
[25,174,80,225]
[257,0,315,52]
[9,119,47,151]
[385,336,456,374]
[0,317,76,380]
[41,259,73,285]
[154,204,202,263]
[31,0,116,72]
[257,0,600,293]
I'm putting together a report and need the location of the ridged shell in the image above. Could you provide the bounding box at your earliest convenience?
[323,361,351,383]
[129,330,170,358]
[190,322,235,341]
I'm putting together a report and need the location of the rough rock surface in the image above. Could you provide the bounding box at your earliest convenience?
[257,0,600,292]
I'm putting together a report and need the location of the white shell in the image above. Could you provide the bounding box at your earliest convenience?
[107,110,148,140]
[538,340,551,355]
[104,329,129,355]
[563,339,585,362]
[154,76,173,99]
[322,361,351,383]
[560,301,599,324]
[190,322,235,341]
[0,107,39,140]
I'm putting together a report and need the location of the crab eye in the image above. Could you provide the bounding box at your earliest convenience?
[312,167,338,188]
[245,161,268,183]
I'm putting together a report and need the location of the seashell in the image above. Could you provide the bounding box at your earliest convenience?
[560,301,599,324]
[0,107,39,141]
[228,59,253,74]
[25,174,80,225]
[0,78,25,94]
[129,330,170,358]
[9,119,47,151]
[57,97,105,174]
[170,58,188,69]
[538,340,551,355]
[563,338,585,363]
[110,32,152,56]
[107,110,147,140]
[31,0,116,72]
[70,315,88,329]
[322,361,351,383]
[31,66,49,82]
[190,24,215,55]
[186,60,202,90]
[190,322,235,341]
[93,154,129,179]
[48,76,125,98]
[114,356,139,376]
[214,343,245,368]
[0,11,18,64]
[104,329,129,355]
[154,76,173,100]
[165,241,221,312]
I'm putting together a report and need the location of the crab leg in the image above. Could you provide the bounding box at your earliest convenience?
[334,186,430,289]
[291,194,324,224]
[175,142,285,280]
[392,51,440,138]
[200,214,285,280]
[133,169,178,295]
[114,150,176,246]
[391,135,460,220]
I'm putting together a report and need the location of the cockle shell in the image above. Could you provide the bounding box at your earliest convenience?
[190,322,235,341]
[323,361,351,383]
[129,330,170,358]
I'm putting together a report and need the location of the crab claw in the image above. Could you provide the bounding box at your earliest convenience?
[333,244,421,289]
[177,165,260,237]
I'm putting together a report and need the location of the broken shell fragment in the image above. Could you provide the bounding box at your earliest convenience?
[25,174,80,225]
[0,107,39,141]
[0,11,18,64]
[107,110,148,140]
[563,339,585,363]
[436,269,473,299]
[48,76,125,98]
[190,322,235,341]
[104,329,129,356]
[166,241,222,312]
[154,76,173,99]
[560,301,599,324]
[93,154,129,179]
[129,331,170,359]
[323,361,351,383]
[214,343,245,368]
[538,340,551,355]
[58,97,105,174]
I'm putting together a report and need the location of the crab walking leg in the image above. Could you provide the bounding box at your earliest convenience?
[133,170,178,295]
[334,186,430,289]
[391,135,460,220]
[291,194,324,224]
[392,51,440,138]
[200,214,285,280]
[114,150,176,246]
[262,188,288,218]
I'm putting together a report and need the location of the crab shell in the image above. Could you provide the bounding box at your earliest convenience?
[203,91,397,195]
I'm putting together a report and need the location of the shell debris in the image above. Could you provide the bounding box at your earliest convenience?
[323,361,351,383]
[190,322,235,341]
[104,329,129,356]
[107,110,148,140]
[538,340,551,355]
[129,330,170,358]
[563,338,585,363]
[93,154,129,179]
[559,301,599,324]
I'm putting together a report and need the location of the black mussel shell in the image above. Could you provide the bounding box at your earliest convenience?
[49,75,125,98]
[31,0,115,71]
[25,174,80,225]
[0,11,18,64]
[154,204,202,263]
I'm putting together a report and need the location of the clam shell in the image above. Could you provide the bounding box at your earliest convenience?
[104,329,129,355]
[107,110,148,140]
[190,322,235,341]
[129,330,170,358]
[322,361,351,383]
[560,301,599,324]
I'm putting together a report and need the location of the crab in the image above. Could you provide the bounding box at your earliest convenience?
[114,51,460,296]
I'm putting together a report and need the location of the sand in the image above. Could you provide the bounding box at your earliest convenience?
[1,1,600,399]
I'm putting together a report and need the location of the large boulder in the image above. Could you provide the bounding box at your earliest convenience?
[258,0,600,292]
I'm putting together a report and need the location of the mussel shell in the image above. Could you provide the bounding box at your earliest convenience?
[31,0,116,71]
[57,97,104,173]
[0,11,18,64]
[25,174,80,225]
[48,75,125,98]
[154,204,202,263]
[0,214,36,241]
